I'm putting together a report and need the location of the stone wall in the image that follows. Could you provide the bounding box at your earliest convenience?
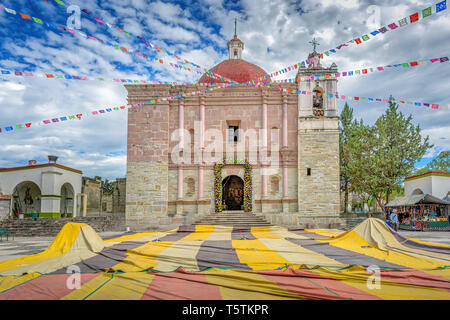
[112,178,126,213]
[297,117,340,217]
[0,195,10,220]
[82,176,103,214]
[261,212,345,229]
[0,216,125,237]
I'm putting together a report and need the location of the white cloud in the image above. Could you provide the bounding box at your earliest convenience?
[0,0,448,180]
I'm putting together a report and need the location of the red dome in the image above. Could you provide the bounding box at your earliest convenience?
[198,59,268,84]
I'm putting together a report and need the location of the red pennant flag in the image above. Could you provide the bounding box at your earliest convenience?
[121,47,127,52]
[46,74,54,78]
[354,97,359,100]
[432,104,438,109]
[120,106,126,109]
[94,17,105,24]
[355,38,362,44]
[25,123,32,128]
[410,12,419,23]
[410,61,418,66]
[362,69,367,74]
[76,114,82,120]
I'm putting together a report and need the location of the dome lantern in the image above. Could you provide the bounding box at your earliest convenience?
[227,18,244,59]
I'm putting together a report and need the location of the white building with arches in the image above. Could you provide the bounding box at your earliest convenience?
[0,157,82,218]
[404,171,450,200]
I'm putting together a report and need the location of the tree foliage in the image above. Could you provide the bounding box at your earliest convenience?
[342,100,432,211]
[414,151,450,174]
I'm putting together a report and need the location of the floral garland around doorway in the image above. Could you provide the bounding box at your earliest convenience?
[214,158,252,213]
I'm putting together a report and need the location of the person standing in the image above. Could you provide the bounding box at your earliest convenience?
[390,210,399,231]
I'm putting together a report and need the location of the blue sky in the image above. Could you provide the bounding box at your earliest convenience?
[0,0,449,180]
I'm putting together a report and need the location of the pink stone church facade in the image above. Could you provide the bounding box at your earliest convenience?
[125,33,342,230]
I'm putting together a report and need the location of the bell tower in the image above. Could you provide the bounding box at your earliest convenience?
[227,18,244,59]
[296,38,340,219]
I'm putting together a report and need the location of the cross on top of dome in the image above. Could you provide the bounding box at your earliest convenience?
[309,38,320,53]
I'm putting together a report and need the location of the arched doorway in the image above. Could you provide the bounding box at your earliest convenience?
[12,181,41,217]
[412,188,424,195]
[60,183,75,217]
[222,175,244,210]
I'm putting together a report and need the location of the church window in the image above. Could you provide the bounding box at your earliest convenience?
[185,178,195,195]
[234,50,238,59]
[307,168,311,176]
[228,125,239,142]
[271,176,280,194]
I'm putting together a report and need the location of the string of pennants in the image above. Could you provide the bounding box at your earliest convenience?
[250,0,448,83]
[0,67,219,87]
[1,80,447,134]
[0,1,447,136]
[45,0,448,86]
[3,54,448,87]
[0,82,236,134]
[0,4,228,84]
[278,56,449,82]
[4,1,446,88]
[44,0,236,84]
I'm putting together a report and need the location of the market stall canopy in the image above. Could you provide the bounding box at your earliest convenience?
[386,194,450,207]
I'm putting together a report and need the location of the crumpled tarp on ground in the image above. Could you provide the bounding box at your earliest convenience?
[0,218,449,300]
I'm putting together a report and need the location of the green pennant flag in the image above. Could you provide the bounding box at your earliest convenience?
[324,51,329,56]
[422,7,432,18]
[362,34,370,41]
[98,78,105,81]
[33,17,43,24]
[56,74,63,78]
[361,97,367,100]
[55,0,67,6]
[114,44,120,50]
[113,107,119,111]
[402,63,409,67]
[355,70,361,75]
[16,124,24,129]
[68,115,76,120]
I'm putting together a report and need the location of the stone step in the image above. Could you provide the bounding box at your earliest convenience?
[194,212,271,227]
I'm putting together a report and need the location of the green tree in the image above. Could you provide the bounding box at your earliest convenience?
[339,102,355,213]
[346,100,432,210]
[103,179,113,192]
[414,151,450,174]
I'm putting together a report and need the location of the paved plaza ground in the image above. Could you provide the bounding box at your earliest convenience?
[0,228,448,263]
